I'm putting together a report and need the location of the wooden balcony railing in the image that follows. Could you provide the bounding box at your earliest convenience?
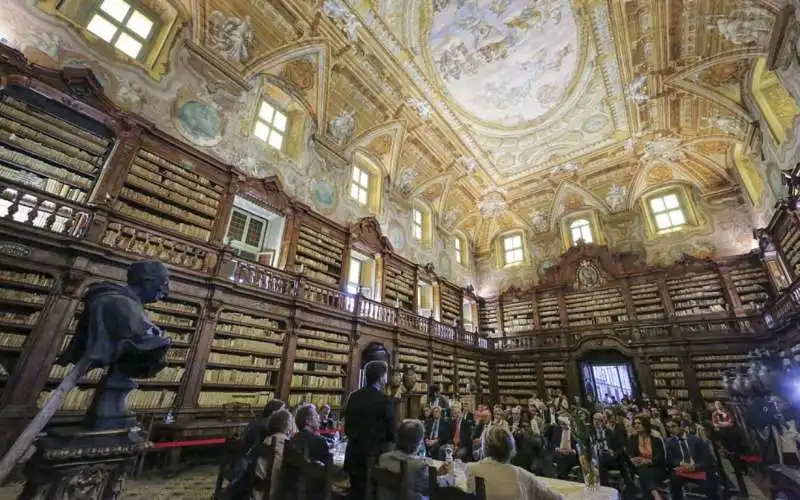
[0,183,92,238]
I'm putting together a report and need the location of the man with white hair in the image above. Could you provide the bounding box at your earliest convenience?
[549,416,579,479]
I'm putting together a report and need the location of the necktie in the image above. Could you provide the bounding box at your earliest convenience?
[454,419,461,446]
[680,438,691,463]
[560,429,570,451]
[432,419,439,440]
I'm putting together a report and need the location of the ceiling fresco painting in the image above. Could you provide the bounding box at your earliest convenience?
[3,0,798,295]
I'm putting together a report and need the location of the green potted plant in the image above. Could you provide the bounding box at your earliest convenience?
[569,405,599,490]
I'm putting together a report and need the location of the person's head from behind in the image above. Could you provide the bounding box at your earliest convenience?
[365,360,388,388]
[396,419,425,455]
[483,426,516,463]
[262,398,285,419]
[266,409,293,436]
[295,403,320,432]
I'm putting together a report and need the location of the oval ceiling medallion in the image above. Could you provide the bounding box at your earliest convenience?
[427,0,581,127]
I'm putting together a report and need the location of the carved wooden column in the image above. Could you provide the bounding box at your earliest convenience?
[620,279,636,321]
[531,292,540,329]
[718,265,743,316]
[678,350,702,408]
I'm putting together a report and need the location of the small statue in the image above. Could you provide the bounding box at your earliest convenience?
[59,260,172,429]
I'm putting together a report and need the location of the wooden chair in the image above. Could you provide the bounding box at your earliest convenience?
[369,460,408,500]
[212,436,248,500]
[223,402,254,423]
[281,444,334,500]
[428,465,486,500]
[250,438,278,500]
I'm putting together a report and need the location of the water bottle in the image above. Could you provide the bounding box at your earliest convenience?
[164,410,174,424]
[332,431,340,450]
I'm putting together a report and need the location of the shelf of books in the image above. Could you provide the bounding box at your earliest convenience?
[439,284,462,326]
[0,265,54,400]
[432,350,456,397]
[478,360,490,396]
[496,361,538,405]
[398,344,429,395]
[692,353,749,404]
[650,355,689,404]
[198,310,284,409]
[775,213,800,278]
[537,292,561,330]
[0,87,112,207]
[296,223,346,287]
[729,261,771,313]
[541,360,566,393]
[666,271,728,317]
[456,357,477,396]
[383,256,416,311]
[501,297,534,335]
[478,298,500,337]
[289,327,350,409]
[629,279,665,320]
[118,145,225,242]
[565,287,627,327]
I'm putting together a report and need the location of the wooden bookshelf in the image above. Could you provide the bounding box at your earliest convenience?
[496,361,538,405]
[776,213,800,278]
[629,279,665,320]
[478,298,500,336]
[398,344,428,395]
[289,327,349,409]
[729,261,771,313]
[0,266,54,400]
[383,255,416,311]
[0,89,112,205]
[649,355,689,404]
[296,223,346,287]
[565,286,627,326]
[501,296,534,335]
[478,360,490,396]
[439,283,462,326]
[666,271,728,317]
[537,292,561,329]
[542,360,566,392]
[456,357,477,395]
[692,353,749,403]
[198,310,284,408]
[432,350,455,397]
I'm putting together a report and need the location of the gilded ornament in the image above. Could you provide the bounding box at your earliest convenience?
[369,135,393,156]
[563,193,583,210]
[693,141,728,156]
[281,59,316,91]
[647,165,673,184]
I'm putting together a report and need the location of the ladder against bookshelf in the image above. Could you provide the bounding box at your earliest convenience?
[496,361,538,405]
[289,327,349,409]
[729,261,771,313]
[565,286,627,326]
[439,284,461,326]
[666,271,728,317]
[432,350,455,397]
[649,356,689,404]
[383,256,416,311]
[501,297,534,335]
[198,310,285,409]
[398,344,429,395]
[541,360,566,393]
[118,143,225,243]
[0,265,54,399]
[537,292,561,330]
[692,353,749,404]
[629,279,665,320]
[478,298,500,337]
[296,223,346,287]
[478,360,490,396]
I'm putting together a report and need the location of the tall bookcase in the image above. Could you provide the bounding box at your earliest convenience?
[456,356,477,396]
[290,326,349,409]
[432,350,455,397]
[666,271,728,317]
[478,298,500,337]
[629,278,666,320]
[537,292,561,330]
[649,355,689,404]
[501,295,534,335]
[439,282,462,326]
[728,260,771,313]
[496,360,538,405]
[383,255,417,311]
[691,352,749,405]
[542,360,567,393]
[564,287,627,326]
[295,221,347,287]
[775,212,800,279]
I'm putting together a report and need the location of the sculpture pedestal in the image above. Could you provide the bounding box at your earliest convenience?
[17,427,150,500]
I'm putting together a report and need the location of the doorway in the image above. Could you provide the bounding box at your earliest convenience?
[579,350,638,405]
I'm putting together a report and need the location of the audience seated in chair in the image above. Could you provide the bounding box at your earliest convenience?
[471,408,490,461]
[549,416,578,480]
[240,399,286,457]
[251,408,293,500]
[283,404,333,498]
[511,421,542,472]
[665,418,719,500]
[466,426,563,500]
[377,419,454,500]
[319,403,335,431]
[425,406,453,459]
[627,414,666,500]
[593,412,630,487]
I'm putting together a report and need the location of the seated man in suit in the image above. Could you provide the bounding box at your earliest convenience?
[424,405,452,459]
[471,408,490,461]
[594,412,630,487]
[451,404,474,461]
[549,416,579,480]
[665,418,720,500]
[377,419,454,500]
[283,404,333,498]
[319,403,335,431]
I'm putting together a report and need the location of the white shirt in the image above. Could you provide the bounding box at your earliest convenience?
[466,458,564,500]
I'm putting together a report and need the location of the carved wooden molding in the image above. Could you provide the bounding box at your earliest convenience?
[350,216,393,254]
[537,243,646,289]
[237,175,295,216]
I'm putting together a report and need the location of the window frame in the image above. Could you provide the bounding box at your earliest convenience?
[569,218,593,245]
[225,208,269,257]
[454,236,463,265]
[83,0,160,62]
[647,192,687,233]
[501,233,525,267]
[350,165,371,206]
[412,207,424,240]
[253,100,289,151]
[346,256,363,295]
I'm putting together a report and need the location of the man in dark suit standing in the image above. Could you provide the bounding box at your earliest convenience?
[452,405,474,461]
[284,404,333,498]
[665,418,720,500]
[344,361,396,500]
[424,405,452,459]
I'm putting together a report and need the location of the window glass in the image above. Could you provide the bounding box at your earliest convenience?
[649,193,687,231]
[569,219,593,245]
[350,166,370,205]
[86,1,155,61]
[253,101,288,151]
[503,234,524,265]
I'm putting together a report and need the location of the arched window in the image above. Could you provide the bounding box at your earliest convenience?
[569,219,593,245]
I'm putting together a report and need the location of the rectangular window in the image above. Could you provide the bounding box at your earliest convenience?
[86,0,155,60]
[253,101,288,150]
[347,257,362,294]
[649,193,686,231]
[413,208,423,240]
[350,166,370,205]
[454,237,462,264]
[569,219,593,245]
[226,209,268,258]
[418,281,433,311]
[503,234,524,265]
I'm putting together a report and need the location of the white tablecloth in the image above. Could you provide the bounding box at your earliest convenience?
[332,453,618,500]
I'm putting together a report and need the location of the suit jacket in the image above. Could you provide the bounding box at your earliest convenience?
[549,427,577,453]
[424,417,452,444]
[287,428,332,465]
[626,434,666,470]
[344,385,396,473]
[429,396,450,410]
[377,450,454,500]
[452,416,474,449]
[597,424,627,456]
[666,434,712,471]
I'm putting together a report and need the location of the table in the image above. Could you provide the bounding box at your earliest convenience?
[331,452,618,500]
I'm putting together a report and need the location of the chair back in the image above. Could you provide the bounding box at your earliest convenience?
[250,437,278,499]
[428,465,486,500]
[223,402,254,423]
[370,459,408,500]
[212,436,249,500]
[281,444,334,500]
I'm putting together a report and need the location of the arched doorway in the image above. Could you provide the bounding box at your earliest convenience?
[578,349,639,405]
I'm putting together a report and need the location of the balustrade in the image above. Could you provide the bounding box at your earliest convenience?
[0,183,91,238]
